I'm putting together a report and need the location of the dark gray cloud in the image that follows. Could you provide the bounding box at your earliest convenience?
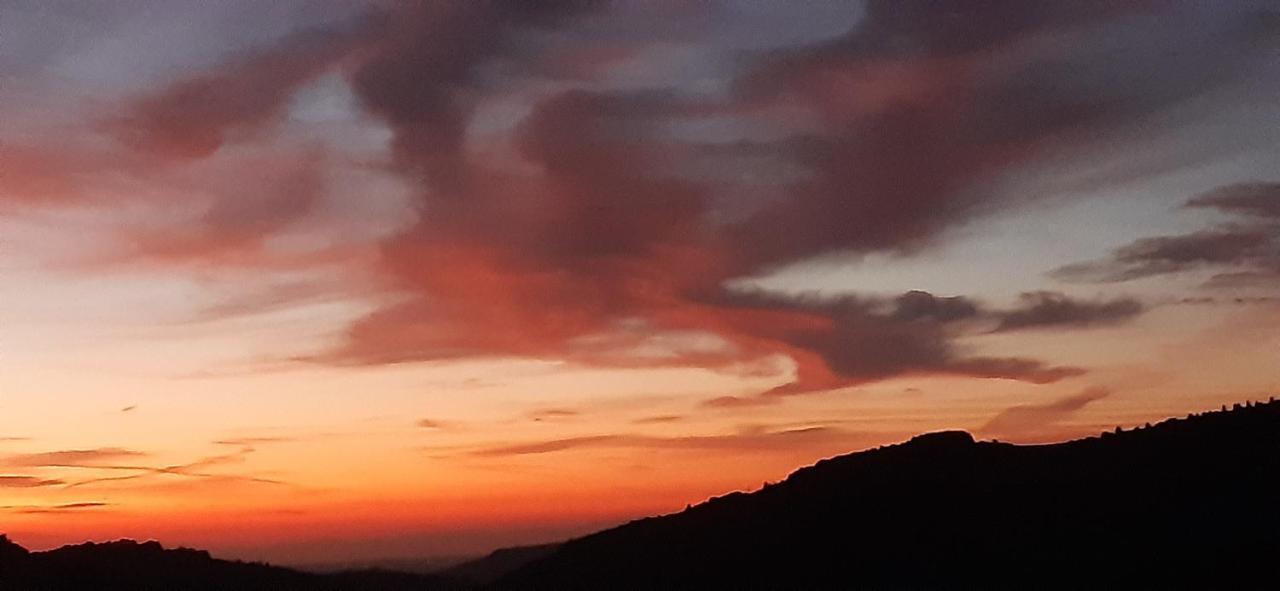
[1053,183,1280,286]
[993,291,1144,332]
[1186,182,1280,219]
[715,289,1085,395]
[892,290,981,323]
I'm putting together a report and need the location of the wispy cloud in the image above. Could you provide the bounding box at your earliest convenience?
[1054,183,1280,288]
[702,395,782,409]
[1,501,111,515]
[461,425,859,458]
[980,387,1112,439]
[992,292,1144,332]
[0,475,66,488]
[211,436,297,447]
[416,419,451,430]
[2,448,148,468]
[527,408,580,422]
[1,445,288,491]
[632,415,684,425]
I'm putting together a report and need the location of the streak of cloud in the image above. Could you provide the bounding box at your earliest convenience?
[980,386,1112,439]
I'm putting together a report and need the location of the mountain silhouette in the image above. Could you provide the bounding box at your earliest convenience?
[3,398,1277,590]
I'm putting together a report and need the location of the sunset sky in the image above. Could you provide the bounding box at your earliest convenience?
[2,0,1278,565]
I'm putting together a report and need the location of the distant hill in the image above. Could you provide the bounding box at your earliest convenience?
[0,538,461,590]
[4,399,1277,590]
[438,543,560,585]
[497,399,1280,589]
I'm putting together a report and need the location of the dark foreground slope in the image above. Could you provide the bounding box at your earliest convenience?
[0,538,461,591]
[498,399,1280,590]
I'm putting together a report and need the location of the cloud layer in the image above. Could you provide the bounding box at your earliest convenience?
[6,1,1278,398]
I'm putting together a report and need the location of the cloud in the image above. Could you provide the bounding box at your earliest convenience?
[632,415,683,425]
[96,146,334,268]
[992,291,1144,332]
[528,408,580,422]
[891,291,981,323]
[702,395,782,409]
[315,1,1272,394]
[463,425,857,458]
[980,386,1111,438]
[72,3,1131,396]
[1186,182,1280,219]
[1,501,110,515]
[0,475,66,488]
[1053,183,1280,285]
[471,435,619,457]
[0,445,287,491]
[709,290,1085,396]
[210,437,296,446]
[185,276,367,324]
[1052,229,1275,282]
[107,16,376,159]
[2,448,148,468]
[14,3,1278,397]
[60,450,287,490]
[724,1,1272,271]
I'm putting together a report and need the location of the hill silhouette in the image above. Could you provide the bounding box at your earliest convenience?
[495,398,1280,589]
[4,399,1277,590]
[0,537,461,590]
[437,543,561,586]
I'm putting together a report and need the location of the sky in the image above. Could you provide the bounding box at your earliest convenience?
[1,0,1278,565]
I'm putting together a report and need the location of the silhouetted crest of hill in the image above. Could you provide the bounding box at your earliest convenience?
[4,399,1278,590]
[495,399,1280,589]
